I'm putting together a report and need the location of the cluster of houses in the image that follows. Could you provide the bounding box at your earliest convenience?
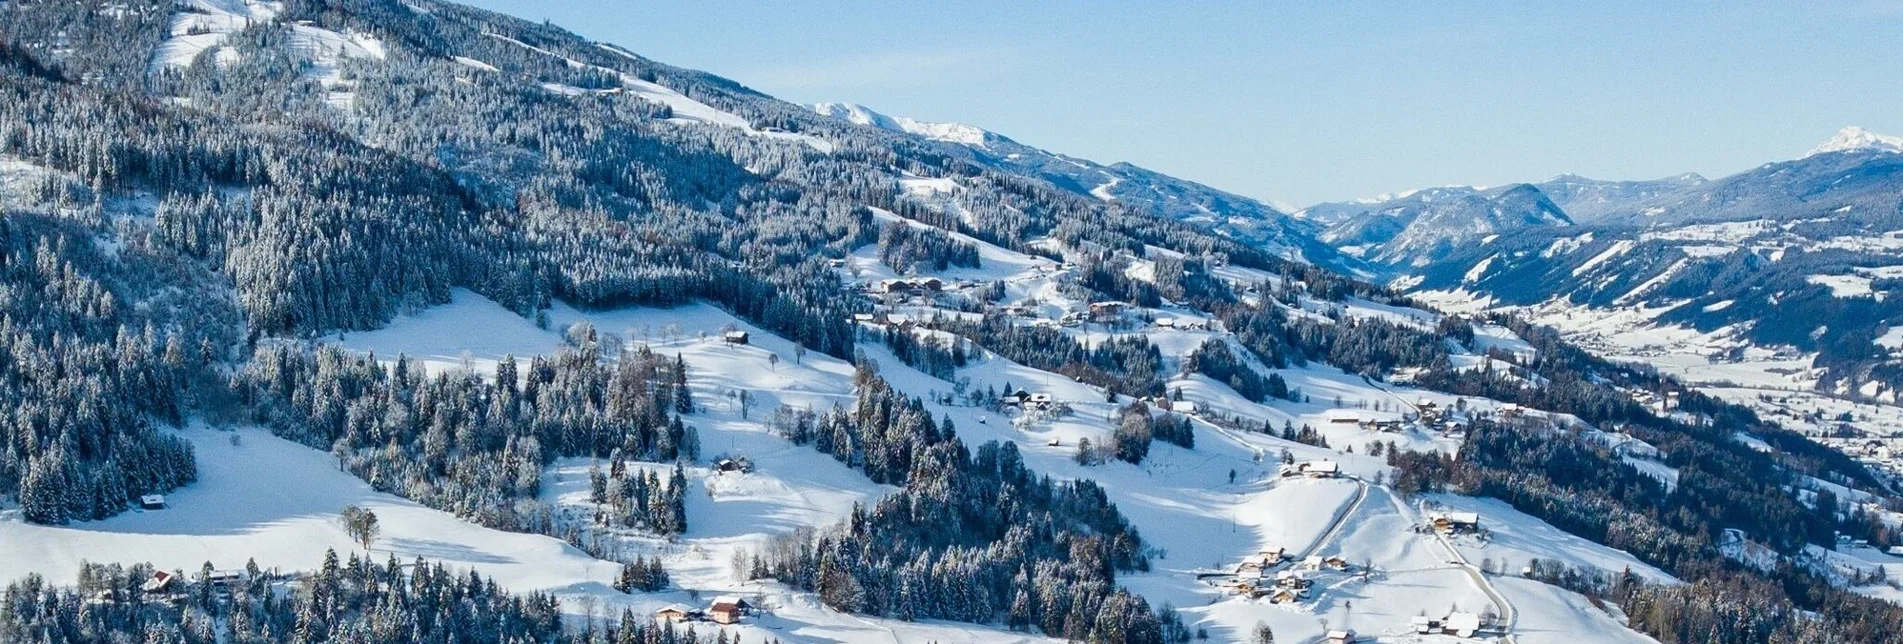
[1322,400,1476,437]
[1628,389,1682,415]
[1086,301,1125,322]
[1411,611,1485,637]
[849,311,915,327]
[1143,394,1197,415]
[868,277,944,296]
[1216,547,1356,605]
[1426,511,1483,535]
[1282,460,1341,479]
[1326,409,1407,434]
[1495,403,1524,421]
[1000,389,1058,410]
[136,568,249,601]
[1817,431,1903,486]
[1151,317,1210,331]
[655,596,755,625]
[1415,399,1473,437]
[713,456,755,474]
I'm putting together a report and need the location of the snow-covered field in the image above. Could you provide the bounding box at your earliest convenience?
[0,425,621,597]
[152,0,285,73]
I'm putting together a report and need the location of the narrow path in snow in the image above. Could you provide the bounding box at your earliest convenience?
[1294,477,1368,562]
[1408,497,1519,642]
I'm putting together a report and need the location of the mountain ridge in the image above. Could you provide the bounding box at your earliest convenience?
[808,100,1364,274]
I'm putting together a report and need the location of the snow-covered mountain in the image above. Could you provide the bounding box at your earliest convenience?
[811,101,1359,274]
[1303,184,1572,268]
[1534,172,1708,223]
[1529,128,1903,227]
[1809,125,1903,157]
[812,101,998,147]
[1398,128,1903,449]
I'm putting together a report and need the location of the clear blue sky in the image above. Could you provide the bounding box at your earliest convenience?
[459,0,1903,207]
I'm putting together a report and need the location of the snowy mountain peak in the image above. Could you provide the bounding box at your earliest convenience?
[811,102,997,147]
[1807,126,1903,157]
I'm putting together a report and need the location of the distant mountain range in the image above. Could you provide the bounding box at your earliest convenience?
[1382,126,1903,398]
[811,102,1359,273]
[1535,172,1709,223]
[1301,183,1572,268]
[808,107,1903,398]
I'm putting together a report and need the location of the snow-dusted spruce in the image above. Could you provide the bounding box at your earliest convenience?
[240,341,696,535]
[0,552,759,644]
[753,365,1159,640]
[0,211,220,525]
[876,220,979,275]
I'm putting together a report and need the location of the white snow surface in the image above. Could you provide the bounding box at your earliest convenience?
[152,1,285,72]
[1,425,619,595]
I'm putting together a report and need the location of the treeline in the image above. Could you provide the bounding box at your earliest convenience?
[589,459,690,535]
[1223,302,1453,378]
[877,221,979,274]
[0,211,230,524]
[1088,401,1192,465]
[239,339,697,534]
[1185,341,1289,403]
[928,314,1164,397]
[0,552,742,644]
[754,364,1164,641]
[877,323,971,381]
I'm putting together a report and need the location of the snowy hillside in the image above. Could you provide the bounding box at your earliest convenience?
[812,102,997,147]
[306,276,1672,643]
[809,101,1360,274]
[0,1,1898,643]
[1534,173,1708,223]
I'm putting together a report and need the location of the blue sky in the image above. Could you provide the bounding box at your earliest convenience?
[460,0,1903,207]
